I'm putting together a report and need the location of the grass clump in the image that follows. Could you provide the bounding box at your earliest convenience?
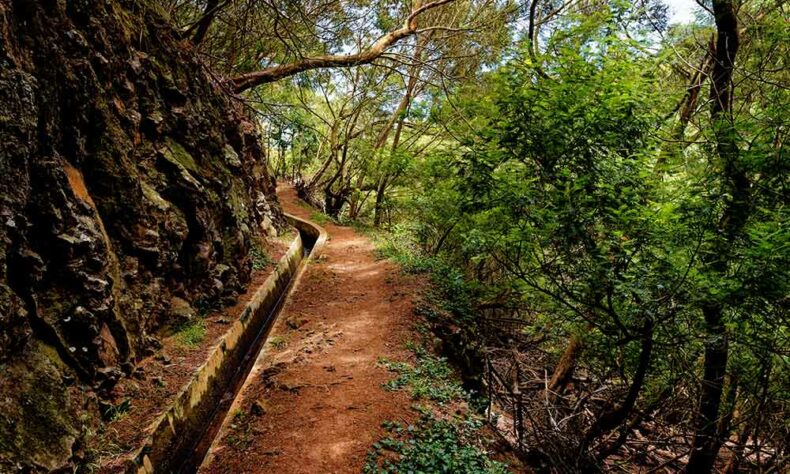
[309,211,337,226]
[364,414,508,474]
[176,319,206,347]
[103,398,132,422]
[269,335,287,349]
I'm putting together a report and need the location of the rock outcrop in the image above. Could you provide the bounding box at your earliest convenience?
[0,0,282,470]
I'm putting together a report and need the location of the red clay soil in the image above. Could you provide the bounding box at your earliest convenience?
[200,185,423,474]
[95,235,292,472]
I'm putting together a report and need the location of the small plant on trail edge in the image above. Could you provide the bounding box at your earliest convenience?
[75,428,126,473]
[369,231,507,472]
[309,211,335,226]
[378,341,466,404]
[102,398,132,422]
[364,414,509,474]
[226,409,253,449]
[250,244,272,270]
[232,408,247,423]
[269,335,287,349]
[176,319,206,347]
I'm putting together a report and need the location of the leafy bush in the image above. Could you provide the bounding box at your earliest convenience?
[364,415,509,474]
[369,225,475,321]
[379,342,466,404]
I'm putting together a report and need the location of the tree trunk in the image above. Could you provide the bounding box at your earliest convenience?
[547,333,583,401]
[190,0,220,45]
[373,176,388,227]
[656,39,715,172]
[687,1,746,471]
[583,321,653,454]
[432,222,457,255]
[688,305,731,472]
[714,376,739,457]
[676,38,716,134]
[722,385,752,474]
[306,122,341,191]
[371,34,428,226]
[597,379,674,462]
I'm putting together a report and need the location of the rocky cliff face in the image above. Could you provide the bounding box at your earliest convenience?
[0,0,282,470]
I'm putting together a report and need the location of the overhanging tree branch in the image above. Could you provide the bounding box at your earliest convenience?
[180,0,232,45]
[230,0,457,93]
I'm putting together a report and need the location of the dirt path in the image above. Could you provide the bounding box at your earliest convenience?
[200,185,421,474]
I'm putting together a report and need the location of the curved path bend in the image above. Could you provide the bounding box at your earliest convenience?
[200,184,421,473]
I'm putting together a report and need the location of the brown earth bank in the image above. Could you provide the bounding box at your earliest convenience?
[200,185,426,474]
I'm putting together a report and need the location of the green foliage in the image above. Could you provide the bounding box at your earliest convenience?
[309,211,335,226]
[369,224,475,321]
[250,244,272,271]
[175,319,206,347]
[268,335,287,349]
[232,408,247,422]
[225,409,253,449]
[378,341,466,404]
[104,399,132,422]
[364,414,509,474]
[372,224,437,274]
[367,2,788,466]
[369,329,505,472]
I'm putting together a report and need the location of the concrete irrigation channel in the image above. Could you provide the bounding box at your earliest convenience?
[126,214,327,474]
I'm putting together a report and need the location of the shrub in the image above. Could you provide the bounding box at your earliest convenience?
[364,414,509,474]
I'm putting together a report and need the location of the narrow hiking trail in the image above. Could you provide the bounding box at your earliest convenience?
[201,184,423,473]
